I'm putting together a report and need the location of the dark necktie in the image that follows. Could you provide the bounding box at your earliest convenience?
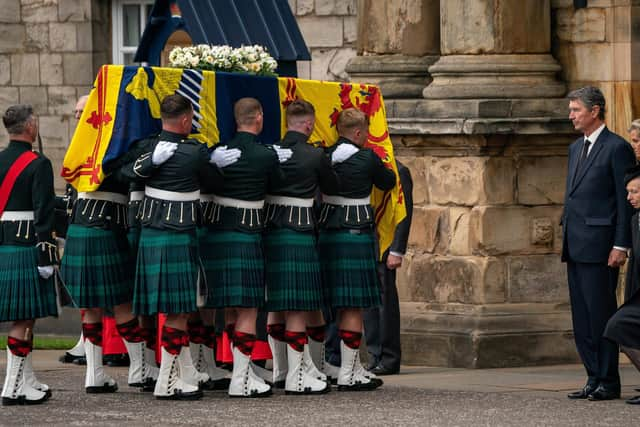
[573,138,591,184]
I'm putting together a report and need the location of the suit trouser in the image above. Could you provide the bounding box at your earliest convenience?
[363,263,401,370]
[567,259,620,389]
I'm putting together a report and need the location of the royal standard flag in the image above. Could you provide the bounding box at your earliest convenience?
[62,65,406,257]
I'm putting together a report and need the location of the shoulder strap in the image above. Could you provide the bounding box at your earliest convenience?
[0,150,38,217]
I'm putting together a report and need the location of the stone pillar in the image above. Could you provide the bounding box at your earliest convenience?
[423,0,565,98]
[381,0,578,368]
[345,0,439,98]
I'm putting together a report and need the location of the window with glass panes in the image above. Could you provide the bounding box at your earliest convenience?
[112,0,154,65]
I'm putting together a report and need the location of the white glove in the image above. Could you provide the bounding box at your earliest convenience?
[273,145,293,163]
[331,143,359,165]
[151,140,178,165]
[38,265,54,279]
[210,146,242,168]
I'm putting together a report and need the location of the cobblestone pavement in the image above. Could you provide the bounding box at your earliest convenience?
[1,351,639,426]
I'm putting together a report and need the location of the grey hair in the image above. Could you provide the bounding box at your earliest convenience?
[629,119,640,133]
[2,104,34,135]
[567,86,606,120]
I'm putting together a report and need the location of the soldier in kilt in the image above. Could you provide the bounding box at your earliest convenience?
[262,100,339,394]
[188,187,233,390]
[0,105,58,405]
[204,97,291,397]
[60,130,158,395]
[129,94,239,400]
[318,108,396,391]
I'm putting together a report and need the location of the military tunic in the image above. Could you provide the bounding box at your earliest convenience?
[0,141,57,322]
[129,130,220,316]
[263,131,339,311]
[204,131,280,309]
[318,137,396,309]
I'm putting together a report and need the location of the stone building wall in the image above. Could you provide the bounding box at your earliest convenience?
[0,0,110,192]
[291,0,358,81]
[552,0,640,135]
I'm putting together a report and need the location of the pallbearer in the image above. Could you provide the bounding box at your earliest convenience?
[130,94,239,400]
[0,105,57,405]
[318,108,395,391]
[204,97,290,398]
[263,100,337,394]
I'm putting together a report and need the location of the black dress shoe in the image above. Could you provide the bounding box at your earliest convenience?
[59,352,85,364]
[103,353,130,367]
[567,384,597,399]
[587,386,620,401]
[626,395,640,405]
[370,365,400,376]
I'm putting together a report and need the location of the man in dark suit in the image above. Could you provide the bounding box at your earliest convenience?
[364,160,413,375]
[562,86,636,401]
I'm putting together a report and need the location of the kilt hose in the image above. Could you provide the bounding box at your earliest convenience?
[318,230,382,309]
[264,228,323,312]
[0,245,57,322]
[201,230,264,309]
[61,224,134,309]
[134,227,203,316]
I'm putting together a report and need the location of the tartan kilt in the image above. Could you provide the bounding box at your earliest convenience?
[201,230,264,309]
[264,229,322,311]
[134,227,202,316]
[317,230,381,309]
[61,224,134,309]
[127,226,141,256]
[0,245,57,322]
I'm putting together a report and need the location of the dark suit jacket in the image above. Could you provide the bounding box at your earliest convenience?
[561,126,635,263]
[387,161,413,258]
[625,212,640,301]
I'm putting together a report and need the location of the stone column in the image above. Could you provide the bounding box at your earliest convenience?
[423,0,565,98]
[346,0,439,98]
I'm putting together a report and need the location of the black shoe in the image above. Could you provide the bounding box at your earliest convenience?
[199,378,232,391]
[206,378,231,391]
[72,357,87,366]
[2,392,51,406]
[86,382,119,394]
[567,384,598,399]
[626,395,640,405]
[156,389,203,400]
[59,352,85,364]
[587,386,620,401]
[103,354,130,367]
[370,365,400,376]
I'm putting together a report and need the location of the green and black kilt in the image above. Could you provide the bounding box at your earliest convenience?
[0,245,58,322]
[134,227,202,316]
[264,228,322,311]
[61,224,134,309]
[127,226,141,256]
[202,230,264,309]
[317,229,381,309]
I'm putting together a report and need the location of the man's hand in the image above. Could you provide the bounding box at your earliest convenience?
[273,145,293,163]
[608,248,627,268]
[151,140,178,166]
[37,265,54,279]
[386,253,403,270]
[331,144,359,165]
[210,146,241,168]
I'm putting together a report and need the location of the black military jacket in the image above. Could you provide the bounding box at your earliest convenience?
[207,131,281,233]
[0,140,57,265]
[128,130,221,231]
[319,137,396,230]
[265,131,339,231]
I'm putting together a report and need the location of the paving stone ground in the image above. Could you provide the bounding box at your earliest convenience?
[1,351,639,426]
